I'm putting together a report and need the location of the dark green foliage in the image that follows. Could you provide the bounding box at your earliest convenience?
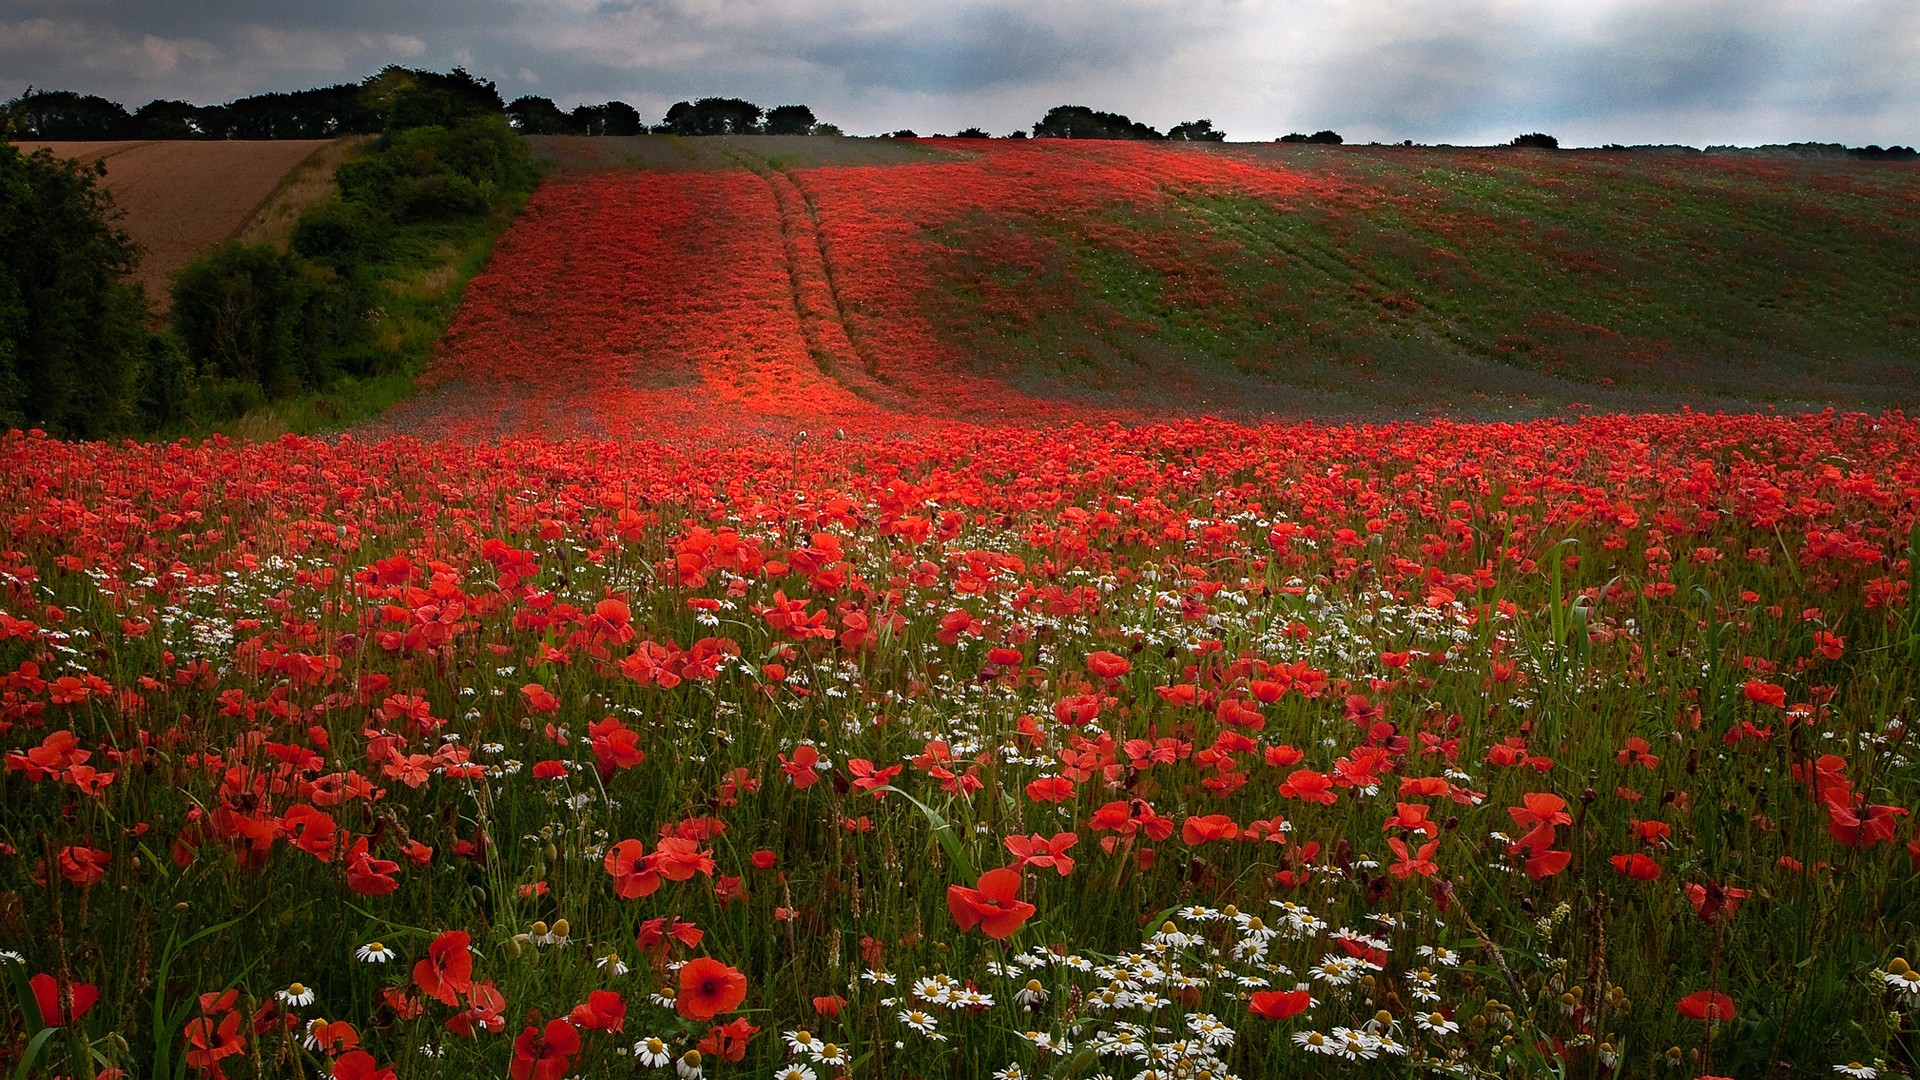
[662,98,765,135]
[337,116,537,223]
[1279,130,1344,144]
[170,242,329,398]
[1032,106,1163,140]
[954,127,992,139]
[290,199,390,269]
[136,332,193,432]
[507,96,576,135]
[764,104,818,135]
[0,140,152,436]
[3,89,134,139]
[1511,132,1560,149]
[133,99,204,138]
[1168,119,1226,142]
[364,66,505,131]
[570,102,645,136]
[208,84,379,138]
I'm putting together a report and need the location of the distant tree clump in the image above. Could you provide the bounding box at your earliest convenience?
[884,130,920,139]
[1032,106,1163,140]
[661,98,765,136]
[1279,130,1343,145]
[2,90,135,139]
[1168,119,1226,142]
[505,95,575,134]
[1510,132,1560,149]
[764,105,818,135]
[954,127,992,139]
[570,102,644,136]
[362,66,504,131]
[0,140,156,436]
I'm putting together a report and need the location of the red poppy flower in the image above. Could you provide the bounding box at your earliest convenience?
[412,930,474,1006]
[1248,988,1313,1019]
[29,973,98,1025]
[332,1050,396,1080]
[1675,990,1736,1021]
[568,989,627,1032]
[780,744,822,789]
[1610,853,1663,880]
[1181,815,1241,844]
[56,845,110,889]
[510,1019,580,1080]
[184,1010,245,1071]
[1004,832,1078,876]
[676,957,748,1020]
[947,867,1036,940]
[1024,775,1076,803]
[1086,651,1131,678]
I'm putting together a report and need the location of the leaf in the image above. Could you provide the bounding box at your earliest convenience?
[881,785,977,881]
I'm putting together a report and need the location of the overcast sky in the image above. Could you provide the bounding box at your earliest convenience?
[3,0,1916,145]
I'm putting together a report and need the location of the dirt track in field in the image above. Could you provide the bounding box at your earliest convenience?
[16,139,338,311]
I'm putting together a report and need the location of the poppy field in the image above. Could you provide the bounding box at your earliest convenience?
[5,138,1920,1080]
[364,138,1920,442]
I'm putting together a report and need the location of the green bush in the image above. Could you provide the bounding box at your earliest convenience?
[337,116,536,223]
[170,241,336,398]
[290,198,388,268]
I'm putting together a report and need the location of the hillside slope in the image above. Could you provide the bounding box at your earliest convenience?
[15,139,345,312]
[368,137,1920,440]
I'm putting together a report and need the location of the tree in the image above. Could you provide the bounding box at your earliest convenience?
[170,242,325,399]
[362,66,503,131]
[3,90,134,139]
[506,96,577,135]
[216,85,376,139]
[764,105,818,135]
[1031,106,1162,140]
[1510,132,1559,149]
[662,98,763,136]
[1279,130,1343,145]
[1168,119,1225,142]
[0,141,151,435]
[570,102,644,136]
[954,127,992,139]
[133,99,204,139]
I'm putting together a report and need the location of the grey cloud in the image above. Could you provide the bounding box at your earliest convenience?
[1,0,1916,143]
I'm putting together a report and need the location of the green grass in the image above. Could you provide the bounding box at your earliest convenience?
[924,148,1920,418]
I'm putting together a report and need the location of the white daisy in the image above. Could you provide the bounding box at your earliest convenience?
[1293,1030,1338,1054]
[633,1035,672,1067]
[276,982,316,1007]
[674,1050,703,1079]
[898,1009,940,1035]
[1834,1065,1877,1079]
[784,1029,824,1055]
[773,1066,817,1080]
[1415,1011,1460,1035]
[355,941,395,963]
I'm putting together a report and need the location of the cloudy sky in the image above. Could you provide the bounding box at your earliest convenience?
[3,0,1916,145]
